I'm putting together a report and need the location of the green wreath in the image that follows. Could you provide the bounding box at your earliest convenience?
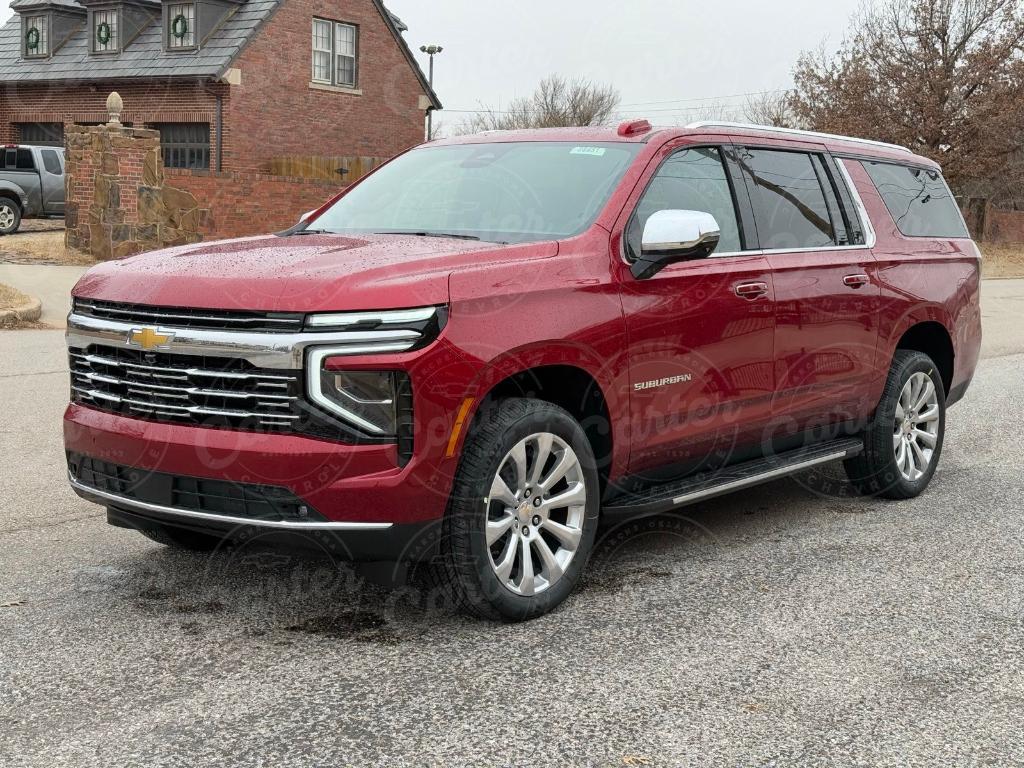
[25,26,40,51]
[96,21,111,46]
[171,14,189,40]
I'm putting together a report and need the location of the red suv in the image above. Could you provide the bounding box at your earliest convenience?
[64,120,982,620]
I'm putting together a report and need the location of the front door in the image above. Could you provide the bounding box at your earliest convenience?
[732,144,880,439]
[617,143,776,479]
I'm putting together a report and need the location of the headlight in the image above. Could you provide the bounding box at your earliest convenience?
[306,347,413,438]
[315,369,399,435]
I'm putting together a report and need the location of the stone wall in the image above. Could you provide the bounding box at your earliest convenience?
[65,124,206,260]
[65,123,346,260]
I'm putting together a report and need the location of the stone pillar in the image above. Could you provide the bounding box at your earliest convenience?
[64,94,206,260]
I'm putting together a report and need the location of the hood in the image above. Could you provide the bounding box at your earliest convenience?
[73,233,557,312]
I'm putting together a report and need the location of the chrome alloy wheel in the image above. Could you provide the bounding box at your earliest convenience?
[484,432,587,596]
[0,204,15,230]
[893,371,940,481]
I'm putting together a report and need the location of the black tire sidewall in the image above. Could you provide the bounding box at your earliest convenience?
[853,351,947,498]
[448,399,600,620]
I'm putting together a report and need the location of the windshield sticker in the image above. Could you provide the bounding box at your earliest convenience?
[570,146,607,157]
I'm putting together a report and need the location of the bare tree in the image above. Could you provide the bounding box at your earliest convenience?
[459,75,621,133]
[745,90,801,128]
[790,0,1024,194]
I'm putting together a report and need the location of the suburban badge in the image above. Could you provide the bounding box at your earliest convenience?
[634,374,693,391]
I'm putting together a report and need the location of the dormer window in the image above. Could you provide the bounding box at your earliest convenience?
[166,2,195,49]
[23,14,49,58]
[91,8,119,53]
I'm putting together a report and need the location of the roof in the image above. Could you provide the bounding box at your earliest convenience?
[435,121,936,167]
[0,0,442,108]
[0,0,278,81]
[10,0,85,10]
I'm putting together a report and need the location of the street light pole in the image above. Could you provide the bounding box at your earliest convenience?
[420,44,443,141]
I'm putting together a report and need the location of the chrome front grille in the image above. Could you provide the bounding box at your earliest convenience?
[69,347,303,430]
[73,298,305,333]
[66,302,443,440]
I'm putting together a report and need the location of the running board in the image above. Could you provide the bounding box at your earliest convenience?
[602,438,864,517]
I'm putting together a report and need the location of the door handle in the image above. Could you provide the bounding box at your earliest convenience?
[734,281,768,300]
[843,273,870,289]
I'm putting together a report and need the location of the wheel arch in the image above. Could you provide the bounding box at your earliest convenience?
[894,321,955,396]
[473,363,615,495]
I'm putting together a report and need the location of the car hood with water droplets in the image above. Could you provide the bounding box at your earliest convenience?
[72,233,557,312]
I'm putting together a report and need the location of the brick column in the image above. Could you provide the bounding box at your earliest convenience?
[64,114,204,260]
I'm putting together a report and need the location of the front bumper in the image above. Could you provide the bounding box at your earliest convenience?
[98,499,439,563]
[64,403,455,528]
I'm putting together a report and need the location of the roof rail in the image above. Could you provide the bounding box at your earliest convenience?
[684,121,912,154]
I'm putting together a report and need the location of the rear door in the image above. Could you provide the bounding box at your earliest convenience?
[731,143,880,439]
[617,140,777,477]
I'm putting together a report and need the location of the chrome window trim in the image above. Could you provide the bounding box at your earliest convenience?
[834,157,877,249]
[66,312,420,370]
[306,347,394,435]
[69,475,393,531]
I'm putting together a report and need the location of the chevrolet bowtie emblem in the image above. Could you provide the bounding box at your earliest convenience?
[127,327,174,351]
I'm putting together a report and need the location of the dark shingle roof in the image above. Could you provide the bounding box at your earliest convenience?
[0,0,279,81]
[0,0,440,108]
[10,0,86,10]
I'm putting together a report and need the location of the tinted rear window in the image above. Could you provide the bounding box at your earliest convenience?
[862,161,968,238]
[735,148,835,249]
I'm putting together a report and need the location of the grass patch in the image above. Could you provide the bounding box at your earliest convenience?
[0,282,47,329]
[0,231,97,266]
[0,282,30,310]
[982,244,1024,279]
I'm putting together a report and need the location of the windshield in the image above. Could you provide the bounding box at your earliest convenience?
[308,141,642,244]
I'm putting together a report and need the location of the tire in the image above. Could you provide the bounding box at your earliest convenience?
[435,398,600,621]
[136,522,225,552]
[844,350,946,499]
[0,199,21,235]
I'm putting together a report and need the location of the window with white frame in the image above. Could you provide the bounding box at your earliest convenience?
[23,15,49,57]
[167,3,196,49]
[312,19,358,88]
[92,8,118,53]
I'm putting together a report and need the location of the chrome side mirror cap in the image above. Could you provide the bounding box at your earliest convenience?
[632,210,721,279]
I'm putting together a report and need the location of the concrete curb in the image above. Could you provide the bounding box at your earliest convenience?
[0,296,42,324]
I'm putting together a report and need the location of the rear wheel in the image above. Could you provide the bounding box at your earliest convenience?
[436,398,600,621]
[844,350,946,499]
[0,199,21,235]
[136,521,225,552]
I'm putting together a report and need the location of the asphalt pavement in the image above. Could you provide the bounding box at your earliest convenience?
[2,298,1024,766]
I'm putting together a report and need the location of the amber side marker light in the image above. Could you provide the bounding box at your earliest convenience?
[445,398,476,458]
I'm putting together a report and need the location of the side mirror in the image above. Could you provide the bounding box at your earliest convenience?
[299,209,316,224]
[631,210,721,280]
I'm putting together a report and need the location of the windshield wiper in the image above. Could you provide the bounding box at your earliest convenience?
[374,231,481,241]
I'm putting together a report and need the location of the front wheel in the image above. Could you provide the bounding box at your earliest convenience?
[436,398,600,621]
[0,199,21,235]
[844,350,946,499]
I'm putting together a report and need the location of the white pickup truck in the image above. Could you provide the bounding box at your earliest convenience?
[0,144,65,235]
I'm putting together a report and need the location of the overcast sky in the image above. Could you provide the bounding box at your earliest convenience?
[0,0,861,129]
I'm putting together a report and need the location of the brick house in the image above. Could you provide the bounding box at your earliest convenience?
[0,0,441,173]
